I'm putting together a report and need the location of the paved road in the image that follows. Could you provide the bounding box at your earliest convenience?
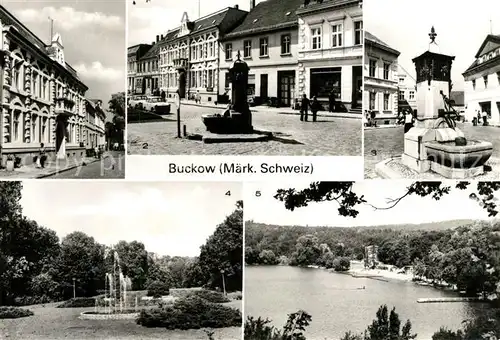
[364,124,500,178]
[46,151,125,179]
[128,105,362,156]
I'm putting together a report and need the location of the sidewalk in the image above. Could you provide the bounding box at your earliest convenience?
[175,99,362,119]
[0,156,99,179]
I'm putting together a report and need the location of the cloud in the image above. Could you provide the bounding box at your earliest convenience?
[74,61,123,82]
[14,6,123,31]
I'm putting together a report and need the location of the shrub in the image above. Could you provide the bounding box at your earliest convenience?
[147,281,170,298]
[57,297,95,308]
[137,295,241,329]
[192,290,230,303]
[14,295,54,306]
[228,291,242,301]
[0,306,34,319]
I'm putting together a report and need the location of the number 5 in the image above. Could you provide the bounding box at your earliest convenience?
[255,191,261,197]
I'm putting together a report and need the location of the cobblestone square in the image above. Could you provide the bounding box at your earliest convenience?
[364,124,500,178]
[128,105,362,156]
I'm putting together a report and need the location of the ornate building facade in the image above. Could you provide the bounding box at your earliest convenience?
[364,31,400,123]
[463,34,500,126]
[158,7,247,102]
[219,0,303,108]
[297,0,363,111]
[84,99,106,150]
[0,6,88,165]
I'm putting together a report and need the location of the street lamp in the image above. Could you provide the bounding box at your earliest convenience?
[220,269,226,296]
[72,278,76,299]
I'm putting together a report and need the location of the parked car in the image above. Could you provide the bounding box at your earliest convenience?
[128,95,148,109]
[143,96,171,114]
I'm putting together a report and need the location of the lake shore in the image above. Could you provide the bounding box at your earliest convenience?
[347,261,413,282]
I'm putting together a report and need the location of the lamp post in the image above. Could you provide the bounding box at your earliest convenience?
[72,278,76,299]
[220,269,226,295]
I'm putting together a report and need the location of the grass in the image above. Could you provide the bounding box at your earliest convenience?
[0,290,242,340]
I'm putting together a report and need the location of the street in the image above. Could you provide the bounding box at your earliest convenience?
[45,151,125,179]
[127,104,362,156]
[364,124,500,178]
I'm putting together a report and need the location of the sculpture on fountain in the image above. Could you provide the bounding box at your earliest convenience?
[401,27,493,178]
[202,51,253,134]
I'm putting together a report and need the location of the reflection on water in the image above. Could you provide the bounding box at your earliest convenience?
[245,266,491,340]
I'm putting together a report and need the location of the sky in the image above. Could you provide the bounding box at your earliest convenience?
[2,0,125,116]
[245,181,495,227]
[128,0,265,46]
[20,181,242,257]
[365,0,500,91]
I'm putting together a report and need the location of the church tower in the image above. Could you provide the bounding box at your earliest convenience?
[47,33,65,67]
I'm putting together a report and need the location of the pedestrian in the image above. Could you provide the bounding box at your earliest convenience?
[370,110,377,127]
[482,109,488,126]
[311,96,320,122]
[328,89,336,112]
[300,93,310,122]
[196,90,201,104]
[404,110,413,133]
[160,90,166,102]
[38,143,47,168]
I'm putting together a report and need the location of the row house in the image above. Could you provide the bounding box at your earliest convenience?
[463,34,500,126]
[0,5,88,166]
[297,0,363,111]
[219,0,303,108]
[158,7,247,102]
[397,64,417,113]
[363,31,400,123]
[84,99,106,150]
[136,41,160,95]
[127,43,152,94]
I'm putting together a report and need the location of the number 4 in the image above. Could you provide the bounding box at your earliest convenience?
[225,191,231,196]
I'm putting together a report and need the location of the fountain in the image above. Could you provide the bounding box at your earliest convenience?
[80,249,138,320]
[376,27,493,179]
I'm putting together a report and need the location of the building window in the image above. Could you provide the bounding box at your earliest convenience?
[225,43,232,60]
[331,24,343,47]
[472,79,476,90]
[399,77,404,84]
[354,21,363,45]
[409,91,415,100]
[369,92,375,110]
[281,34,291,55]
[497,72,500,84]
[399,90,405,101]
[244,40,252,58]
[383,63,390,80]
[31,114,37,143]
[259,38,269,56]
[383,93,389,110]
[484,75,488,88]
[369,59,376,77]
[311,27,321,49]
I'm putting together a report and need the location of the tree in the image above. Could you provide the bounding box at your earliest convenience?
[290,235,321,266]
[259,250,278,265]
[275,182,500,217]
[198,201,243,291]
[365,305,416,340]
[114,241,149,290]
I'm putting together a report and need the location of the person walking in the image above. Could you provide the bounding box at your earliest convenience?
[38,143,47,168]
[482,109,488,126]
[160,90,166,102]
[404,110,413,133]
[311,96,320,122]
[328,90,336,113]
[370,110,377,127]
[300,94,310,122]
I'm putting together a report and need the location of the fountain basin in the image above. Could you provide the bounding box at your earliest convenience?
[202,114,253,134]
[80,311,139,320]
[425,140,493,168]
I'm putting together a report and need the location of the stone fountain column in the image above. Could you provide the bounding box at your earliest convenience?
[401,27,463,172]
[229,51,253,133]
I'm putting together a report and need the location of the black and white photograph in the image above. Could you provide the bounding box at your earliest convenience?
[0,181,243,340]
[0,0,125,179]
[363,0,500,180]
[127,0,362,156]
[244,181,500,340]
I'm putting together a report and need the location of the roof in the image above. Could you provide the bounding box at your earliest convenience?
[449,91,464,105]
[474,34,500,58]
[365,31,400,56]
[160,7,245,44]
[297,0,360,15]
[224,0,303,39]
[140,43,159,60]
[0,5,85,87]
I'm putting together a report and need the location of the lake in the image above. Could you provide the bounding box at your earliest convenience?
[245,265,491,340]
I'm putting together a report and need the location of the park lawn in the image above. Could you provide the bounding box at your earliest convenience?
[0,300,242,340]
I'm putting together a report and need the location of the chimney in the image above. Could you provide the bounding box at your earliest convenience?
[234,4,239,9]
[156,35,160,42]
[250,0,255,10]
[161,34,164,40]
